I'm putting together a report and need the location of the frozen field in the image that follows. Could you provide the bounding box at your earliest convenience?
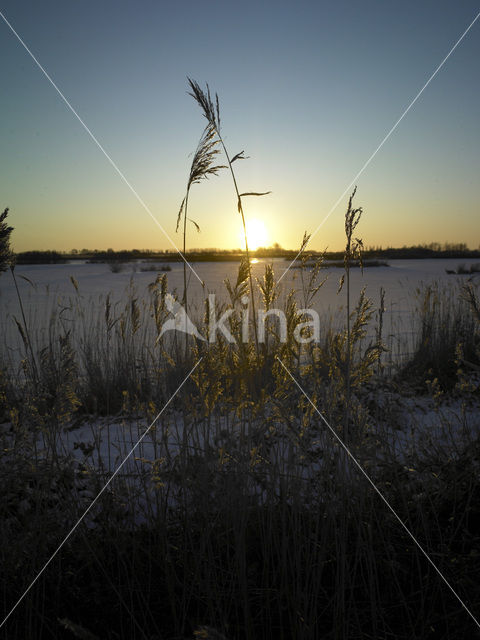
[1,257,479,359]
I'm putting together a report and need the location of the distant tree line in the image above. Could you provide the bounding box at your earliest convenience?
[15,250,67,264]
[11,242,480,264]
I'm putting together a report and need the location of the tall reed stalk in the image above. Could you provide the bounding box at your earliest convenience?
[335,189,363,637]
[187,78,270,349]
[0,207,14,275]
[10,265,39,388]
[339,187,363,443]
[177,127,224,316]
[0,209,39,387]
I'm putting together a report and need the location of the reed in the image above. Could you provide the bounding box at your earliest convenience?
[338,186,363,444]
[0,207,14,274]
[177,124,225,315]
[187,78,271,349]
[401,280,480,389]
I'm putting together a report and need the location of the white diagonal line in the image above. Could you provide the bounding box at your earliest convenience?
[0,11,203,286]
[0,357,203,631]
[275,355,480,630]
[279,10,480,283]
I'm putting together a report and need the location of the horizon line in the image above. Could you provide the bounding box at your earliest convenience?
[11,242,480,255]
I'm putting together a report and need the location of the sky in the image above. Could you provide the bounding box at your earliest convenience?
[0,0,479,252]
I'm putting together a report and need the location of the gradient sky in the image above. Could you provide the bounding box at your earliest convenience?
[1,0,479,252]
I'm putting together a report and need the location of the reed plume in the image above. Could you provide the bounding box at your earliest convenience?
[0,207,14,274]
[177,126,225,316]
[338,187,363,443]
[187,78,271,348]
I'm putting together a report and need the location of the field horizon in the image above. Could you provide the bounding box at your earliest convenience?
[9,241,480,265]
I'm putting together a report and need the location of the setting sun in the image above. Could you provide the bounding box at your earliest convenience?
[244,218,269,251]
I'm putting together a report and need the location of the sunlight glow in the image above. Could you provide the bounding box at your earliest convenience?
[244,218,269,251]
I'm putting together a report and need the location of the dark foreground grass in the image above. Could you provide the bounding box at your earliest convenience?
[1,430,480,639]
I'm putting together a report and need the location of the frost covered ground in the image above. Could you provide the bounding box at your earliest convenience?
[2,378,479,517]
[1,257,479,351]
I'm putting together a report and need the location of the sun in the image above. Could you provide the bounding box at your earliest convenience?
[244,218,269,251]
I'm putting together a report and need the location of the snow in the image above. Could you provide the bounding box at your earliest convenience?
[1,258,478,358]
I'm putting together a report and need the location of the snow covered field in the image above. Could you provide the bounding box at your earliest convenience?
[1,257,479,358]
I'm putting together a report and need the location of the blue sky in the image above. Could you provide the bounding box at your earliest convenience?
[1,0,479,251]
